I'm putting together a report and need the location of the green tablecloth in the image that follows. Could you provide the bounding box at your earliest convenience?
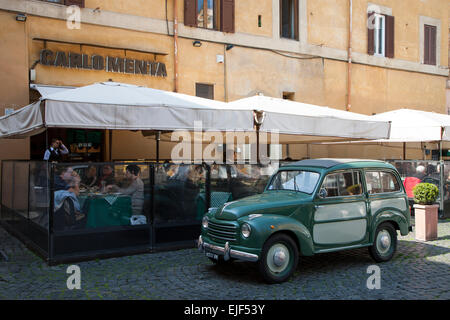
[80,195,132,228]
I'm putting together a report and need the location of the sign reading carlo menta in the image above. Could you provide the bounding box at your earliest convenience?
[39,49,167,77]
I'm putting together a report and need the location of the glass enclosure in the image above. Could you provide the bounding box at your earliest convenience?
[0,160,281,264]
[387,160,447,217]
[3,159,447,264]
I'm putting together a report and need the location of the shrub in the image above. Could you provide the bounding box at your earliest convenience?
[412,183,439,205]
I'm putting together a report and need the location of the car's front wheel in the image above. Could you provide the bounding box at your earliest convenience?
[369,222,397,262]
[258,234,299,284]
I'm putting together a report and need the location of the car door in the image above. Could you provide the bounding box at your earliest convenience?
[312,170,369,250]
[364,170,408,229]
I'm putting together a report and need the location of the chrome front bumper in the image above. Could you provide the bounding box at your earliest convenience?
[197,235,259,262]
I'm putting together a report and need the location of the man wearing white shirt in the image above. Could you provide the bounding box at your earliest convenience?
[43,138,69,162]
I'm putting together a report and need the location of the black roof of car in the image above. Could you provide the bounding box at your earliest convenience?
[287,158,386,169]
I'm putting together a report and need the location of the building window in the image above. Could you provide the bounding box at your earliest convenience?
[368,12,394,58]
[424,24,437,66]
[197,0,217,29]
[373,14,385,57]
[280,0,298,40]
[196,83,214,100]
[40,0,85,7]
[283,92,295,100]
[185,0,234,33]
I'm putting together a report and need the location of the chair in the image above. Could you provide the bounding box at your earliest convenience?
[53,197,86,231]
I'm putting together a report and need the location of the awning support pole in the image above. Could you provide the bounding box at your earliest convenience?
[256,126,260,164]
[403,142,406,160]
[109,130,112,161]
[156,131,161,163]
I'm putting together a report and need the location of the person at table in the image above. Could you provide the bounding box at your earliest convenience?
[44,138,69,162]
[54,166,78,191]
[97,164,115,190]
[81,165,98,188]
[54,175,86,230]
[106,165,144,215]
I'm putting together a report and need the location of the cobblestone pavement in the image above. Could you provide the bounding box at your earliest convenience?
[0,220,449,300]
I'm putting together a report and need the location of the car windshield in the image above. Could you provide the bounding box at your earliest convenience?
[267,170,320,194]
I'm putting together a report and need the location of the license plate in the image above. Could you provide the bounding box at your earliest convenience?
[205,252,219,260]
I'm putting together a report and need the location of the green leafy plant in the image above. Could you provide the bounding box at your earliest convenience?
[412,183,439,205]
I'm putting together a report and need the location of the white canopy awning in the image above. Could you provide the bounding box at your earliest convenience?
[370,109,450,142]
[43,82,253,132]
[0,101,45,139]
[0,82,254,138]
[30,84,75,99]
[227,95,391,142]
[1,83,391,143]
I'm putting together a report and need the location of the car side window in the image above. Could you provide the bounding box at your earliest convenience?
[321,171,362,198]
[380,171,401,192]
[365,171,401,194]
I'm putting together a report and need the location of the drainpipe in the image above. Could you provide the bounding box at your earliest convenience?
[346,0,352,112]
[173,0,179,93]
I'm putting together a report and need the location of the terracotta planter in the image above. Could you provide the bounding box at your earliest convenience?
[414,204,439,241]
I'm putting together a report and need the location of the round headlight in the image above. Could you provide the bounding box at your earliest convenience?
[202,216,209,229]
[241,223,251,238]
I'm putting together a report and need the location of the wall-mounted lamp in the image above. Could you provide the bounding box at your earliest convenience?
[226,44,234,51]
[193,40,202,47]
[16,13,27,22]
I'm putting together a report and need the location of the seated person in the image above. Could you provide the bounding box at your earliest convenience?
[81,165,98,188]
[346,184,362,195]
[106,165,145,219]
[54,166,78,191]
[97,164,115,190]
[54,176,86,230]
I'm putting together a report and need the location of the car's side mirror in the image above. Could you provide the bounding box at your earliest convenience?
[318,188,328,199]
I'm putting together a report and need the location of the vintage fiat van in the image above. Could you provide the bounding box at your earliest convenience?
[198,159,412,283]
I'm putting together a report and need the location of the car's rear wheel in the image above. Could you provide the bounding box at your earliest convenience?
[258,234,299,284]
[369,222,397,262]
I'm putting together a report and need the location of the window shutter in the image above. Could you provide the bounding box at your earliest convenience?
[64,0,85,7]
[430,26,437,65]
[424,26,430,64]
[424,25,437,65]
[367,12,375,55]
[221,0,235,33]
[184,0,197,27]
[294,0,299,40]
[385,15,395,58]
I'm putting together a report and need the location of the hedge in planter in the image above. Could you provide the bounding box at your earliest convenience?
[412,183,439,241]
[412,183,439,205]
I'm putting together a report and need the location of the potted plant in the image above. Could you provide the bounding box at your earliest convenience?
[413,183,439,241]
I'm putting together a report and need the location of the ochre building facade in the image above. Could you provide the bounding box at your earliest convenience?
[0,0,449,162]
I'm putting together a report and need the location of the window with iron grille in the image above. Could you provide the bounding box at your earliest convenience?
[196,83,214,100]
[39,0,85,7]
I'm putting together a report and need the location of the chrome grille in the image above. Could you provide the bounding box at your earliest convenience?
[207,220,237,242]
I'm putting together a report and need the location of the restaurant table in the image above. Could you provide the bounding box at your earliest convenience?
[79,193,132,228]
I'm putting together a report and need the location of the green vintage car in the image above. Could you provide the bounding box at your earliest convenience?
[198,159,413,283]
